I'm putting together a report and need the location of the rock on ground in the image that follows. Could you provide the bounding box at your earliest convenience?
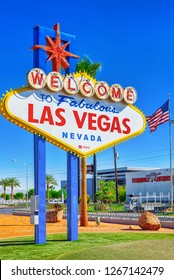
[138,211,161,230]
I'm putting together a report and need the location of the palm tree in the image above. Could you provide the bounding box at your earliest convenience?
[7,177,20,201]
[0,178,10,200]
[76,56,102,226]
[76,56,102,78]
[46,174,58,203]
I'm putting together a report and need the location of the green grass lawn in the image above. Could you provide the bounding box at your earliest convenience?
[0,232,174,260]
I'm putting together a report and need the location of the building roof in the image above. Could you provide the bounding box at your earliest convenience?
[98,166,158,174]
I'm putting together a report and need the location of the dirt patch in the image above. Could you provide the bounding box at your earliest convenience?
[0,214,173,239]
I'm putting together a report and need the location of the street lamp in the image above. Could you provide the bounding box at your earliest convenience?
[113,146,119,203]
[11,159,29,210]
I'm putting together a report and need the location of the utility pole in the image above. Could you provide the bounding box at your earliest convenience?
[169,94,173,209]
[113,146,119,203]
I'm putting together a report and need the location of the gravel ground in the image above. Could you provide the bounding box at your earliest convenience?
[0,214,173,239]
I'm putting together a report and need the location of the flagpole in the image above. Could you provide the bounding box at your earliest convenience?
[169,93,173,209]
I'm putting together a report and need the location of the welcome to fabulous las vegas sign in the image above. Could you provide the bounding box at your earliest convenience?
[0,24,146,157]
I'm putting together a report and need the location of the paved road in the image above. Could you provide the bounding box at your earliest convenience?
[87,211,174,222]
[1,207,174,222]
[0,207,13,215]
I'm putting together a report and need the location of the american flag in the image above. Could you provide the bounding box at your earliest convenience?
[146,100,169,132]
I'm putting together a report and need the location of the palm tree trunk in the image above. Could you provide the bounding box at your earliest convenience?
[11,186,14,200]
[4,186,6,200]
[80,157,88,226]
[47,184,50,204]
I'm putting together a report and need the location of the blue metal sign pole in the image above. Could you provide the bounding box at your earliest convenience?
[32,24,79,243]
[34,135,46,244]
[67,153,79,241]
[33,25,47,244]
[67,51,79,241]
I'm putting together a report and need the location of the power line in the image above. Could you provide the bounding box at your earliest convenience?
[0,147,173,180]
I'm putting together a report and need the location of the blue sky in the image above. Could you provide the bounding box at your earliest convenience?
[1,0,174,192]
